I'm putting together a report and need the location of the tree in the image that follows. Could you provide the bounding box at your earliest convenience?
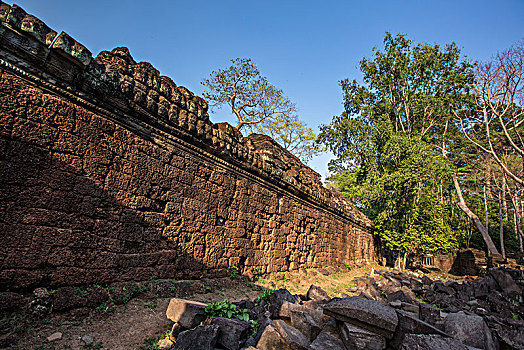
[456,40,524,185]
[318,33,475,267]
[201,58,320,162]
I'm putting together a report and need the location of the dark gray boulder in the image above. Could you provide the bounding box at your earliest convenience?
[310,318,346,350]
[173,324,219,350]
[400,334,479,350]
[443,312,497,350]
[166,298,207,329]
[272,319,310,350]
[323,296,398,338]
[206,317,251,350]
[269,289,299,319]
[390,310,450,349]
[338,322,386,350]
[306,285,330,302]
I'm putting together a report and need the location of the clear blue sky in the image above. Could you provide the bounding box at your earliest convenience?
[12,0,524,177]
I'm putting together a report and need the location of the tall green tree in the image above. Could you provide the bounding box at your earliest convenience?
[319,33,475,266]
[201,58,320,162]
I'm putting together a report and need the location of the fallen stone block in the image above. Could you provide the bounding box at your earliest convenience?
[205,317,251,350]
[443,311,497,350]
[389,310,450,349]
[310,318,346,350]
[166,298,207,329]
[400,334,479,350]
[489,268,522,299]
[418,302,441,326]
[272,319,310,350]
[174,324,219,350]
[338,322,386,350]
[256,324,291,350]
[290,310,321,342]
[323,296,398,338]
[306,285,330,302]
[269,289,299,319]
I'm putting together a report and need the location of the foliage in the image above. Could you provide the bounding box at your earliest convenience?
[204,299,250,322]
[202,58,321,162]
[229,265,239,279]
[319,33,473,259]
[255,289,274,306]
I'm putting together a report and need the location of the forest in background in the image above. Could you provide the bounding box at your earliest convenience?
[318,33,524,268]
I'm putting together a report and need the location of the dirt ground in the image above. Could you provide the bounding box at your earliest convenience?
[2,264,459,349]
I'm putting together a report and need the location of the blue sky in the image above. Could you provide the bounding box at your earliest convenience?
[13,0,524,177]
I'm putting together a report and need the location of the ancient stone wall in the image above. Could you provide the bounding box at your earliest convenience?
[0,2,377,291]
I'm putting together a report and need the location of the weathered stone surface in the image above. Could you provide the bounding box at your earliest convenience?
[338,322,386,350]
[390,310,450,349]
[443,312,496,350]
[256,324,291,350]
[272,319,310,350]
[323,297,398,338]
[157,338,173,349]
[174,324,219,350]
[489,268,522,299]
[400,334,477,350]
[166,298,207,329]
[46,332,62,342]
[306,285,329,302]
[206,317,250,350]
[289,310,321,342]
[418,302,442,326]
[269,289,299,319]
[309,318,345,350]
[0,3,378,291]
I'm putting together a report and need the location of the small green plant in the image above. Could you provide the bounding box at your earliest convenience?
[150,276,162,285]
[512,313,520,320]
[200,280,212,292]
[205,299,250,322]
[255,289,274,306]
[229,265,239,279]
[144,299,158,309]
[74,286,90,297]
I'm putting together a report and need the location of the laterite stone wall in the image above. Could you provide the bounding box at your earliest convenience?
[0,2,377,291]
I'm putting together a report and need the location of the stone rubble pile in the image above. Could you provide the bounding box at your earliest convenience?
[160,267,523,350]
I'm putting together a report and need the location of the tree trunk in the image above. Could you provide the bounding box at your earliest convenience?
[503,176,508,219]
[483,184,489,234]
[453,176,500,254]
[514,209,523,252]
[499,192,506,258]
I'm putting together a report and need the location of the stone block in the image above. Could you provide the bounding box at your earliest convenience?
[166,298,207,329]
[323,296,398,338]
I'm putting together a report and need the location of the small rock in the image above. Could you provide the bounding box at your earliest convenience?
[47,332,62,342]
[81,335,94,344]
[158,338,173,349]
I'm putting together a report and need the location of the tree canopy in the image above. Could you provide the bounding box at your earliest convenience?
[319,33,475,266]
[201,58,320,162]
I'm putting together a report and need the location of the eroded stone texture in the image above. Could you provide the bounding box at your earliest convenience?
[0,3,377,291]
